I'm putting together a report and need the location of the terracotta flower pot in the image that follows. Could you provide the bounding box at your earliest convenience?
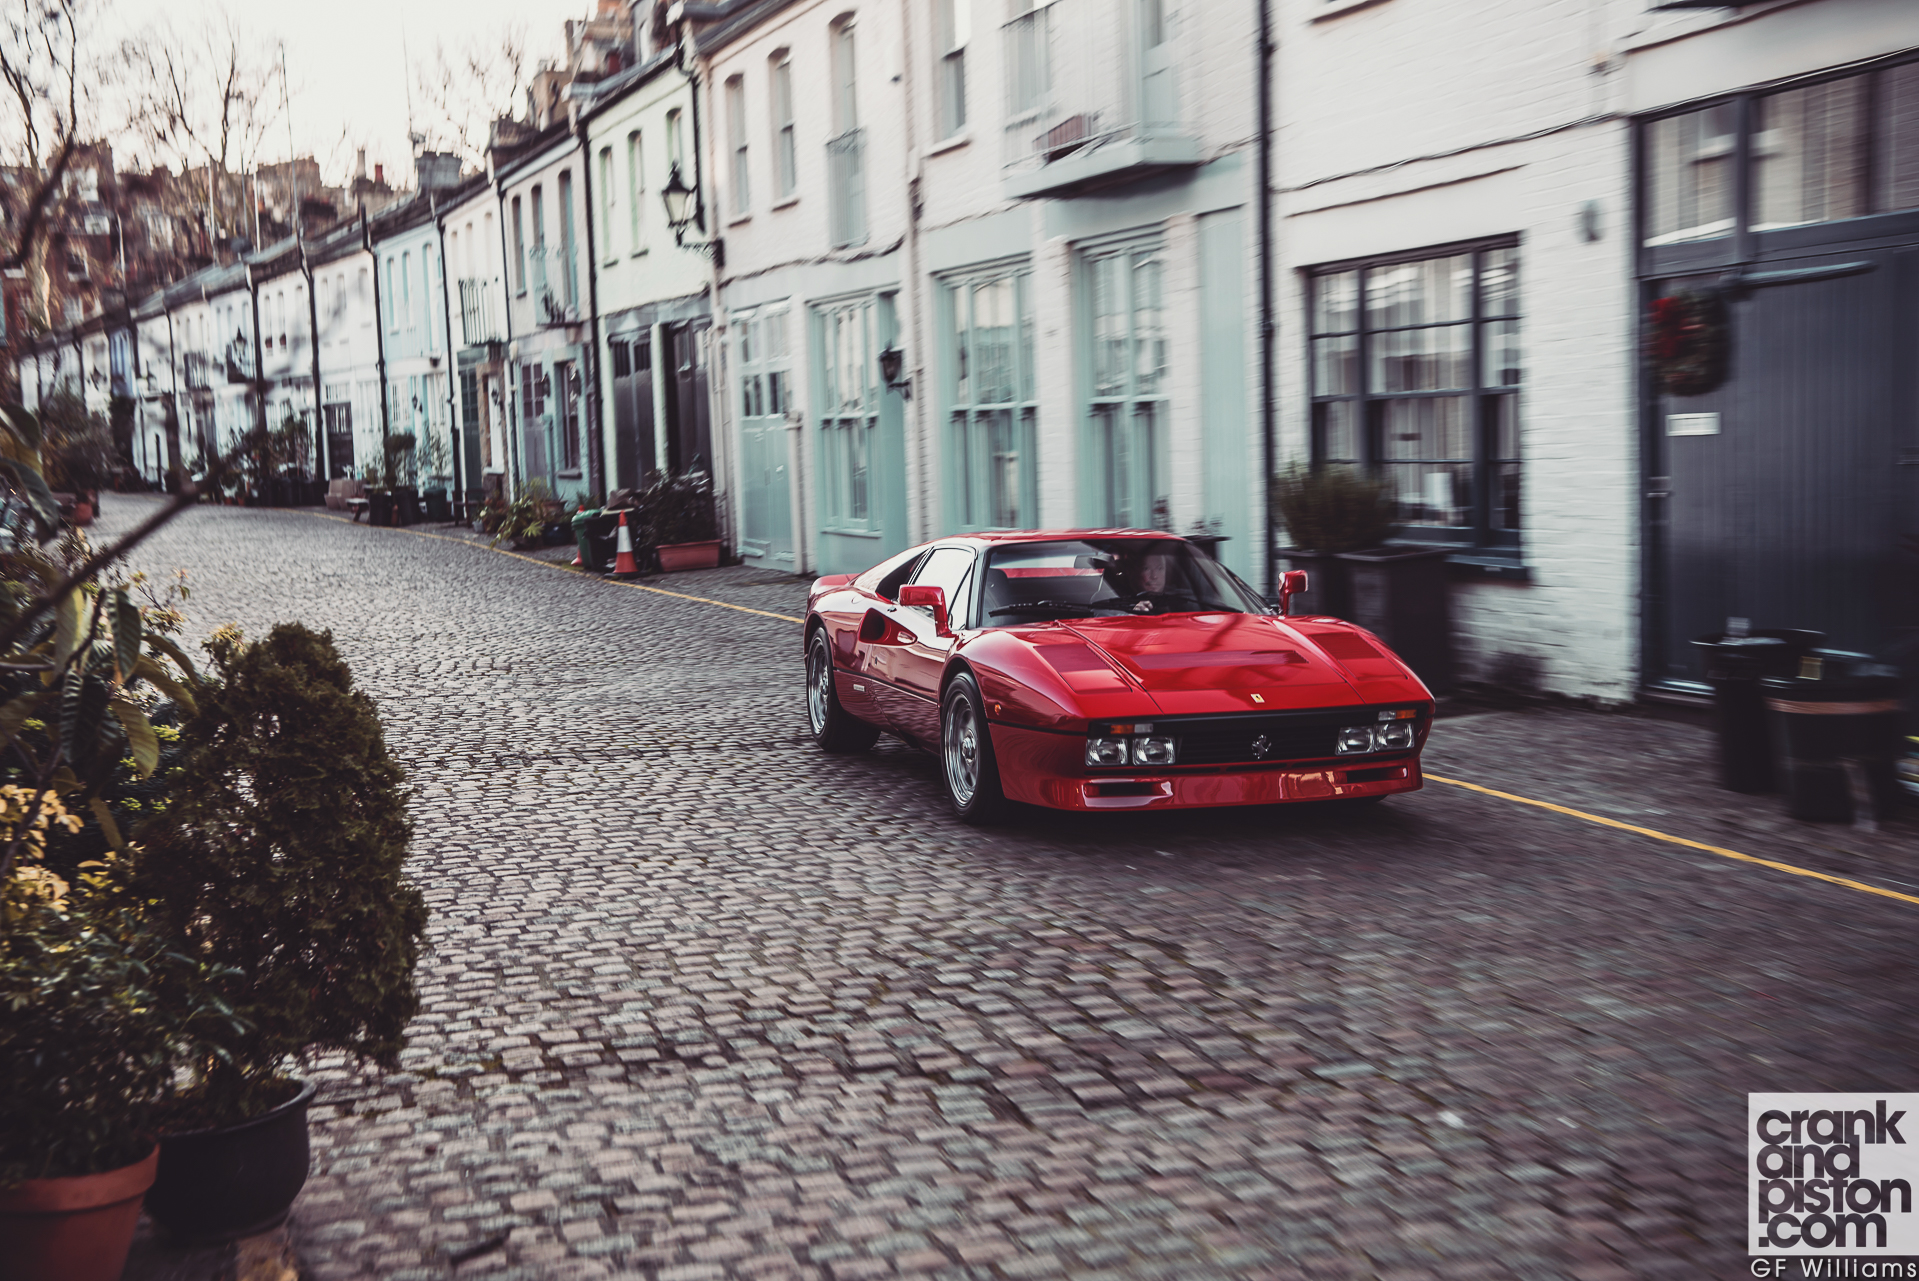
[71,502,93,525]
[656,539,721,572]
[0,1144,158,1281]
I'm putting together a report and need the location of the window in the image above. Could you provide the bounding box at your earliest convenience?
[770,53,797,199]
[556,360,581,473]
[599,146,617,263]
[1007,0,1050,121]
[626,132,644,252]
[557,172,576,309]
[936,0,968,137]
[817,295,880,529]
[512,197,526,292]
[1308,242,1521,546]
[944,265,1035,530]
[666,109,685,175]
[385,257,399,331]
[402,250,414,329]
[726,75,750,215]
[1643,58,1919,247]
[423,248,437,351]
[737,308,790,420]
[908,546,977,625]
[827,19,865,247]
[1083,242,1167,529]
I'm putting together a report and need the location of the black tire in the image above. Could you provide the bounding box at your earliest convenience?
[806,629,880,753]
[940,672,1011,824]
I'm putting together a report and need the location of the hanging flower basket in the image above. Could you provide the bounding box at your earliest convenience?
[1646,288,1729,396]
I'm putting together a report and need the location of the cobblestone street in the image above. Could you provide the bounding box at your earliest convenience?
[105,496,1917,1281]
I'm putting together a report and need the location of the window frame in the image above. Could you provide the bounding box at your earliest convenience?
[770,51,798,201]
[814,293,883,533]
[827,17,866,248]
[935,0,968,139]
[726,74,750,217]
[511,196,527,295]
[626,131,645,254]
[940,260,1037,533]
[1635,49,1919,280]
[1077,235,1169,531]
[599,146,618,265]
[1303,235,1522,553]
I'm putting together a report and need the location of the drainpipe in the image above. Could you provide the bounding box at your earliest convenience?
[366,208,390,447]
[301,243,325,479]
[433,191,463,500]
[496,176,522,497]
[1256,0,1277,596]
[899,0,928,545]
[575,112,607,499]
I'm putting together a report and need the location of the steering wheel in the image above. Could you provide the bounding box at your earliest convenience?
[1106,591,1200,615]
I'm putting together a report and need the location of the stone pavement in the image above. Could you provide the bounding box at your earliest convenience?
[99,496,1917,1281]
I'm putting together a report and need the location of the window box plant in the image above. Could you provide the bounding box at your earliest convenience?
[1270,463,1395,620]
[135,623,426,1243]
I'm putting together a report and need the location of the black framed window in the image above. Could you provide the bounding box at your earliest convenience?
[1640,54,1919,253]
[1308,240,1520,547]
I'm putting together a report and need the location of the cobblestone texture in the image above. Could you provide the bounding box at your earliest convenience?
[101,497,1917,1281]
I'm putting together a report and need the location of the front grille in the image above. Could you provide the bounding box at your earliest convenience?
[1087,706,1425,769]
[1178,721,1337,765]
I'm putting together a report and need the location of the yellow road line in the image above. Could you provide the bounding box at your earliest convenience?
[308,510,807,624]
[311,509,1912,909]
[1425,772,1919,908]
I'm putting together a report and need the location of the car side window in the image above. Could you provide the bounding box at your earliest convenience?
[909,547,975,622]
[869,548,929,601]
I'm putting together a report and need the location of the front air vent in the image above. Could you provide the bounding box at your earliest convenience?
[1315,633,1382,662]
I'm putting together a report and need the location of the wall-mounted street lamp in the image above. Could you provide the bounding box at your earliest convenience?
[661,166,724,267]
[878,345,911,399]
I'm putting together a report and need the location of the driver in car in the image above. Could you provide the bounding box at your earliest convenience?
[1122,548,1182,613]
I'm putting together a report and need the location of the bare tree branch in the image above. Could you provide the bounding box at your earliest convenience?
[413,25,529,167]
[0,0,92,275]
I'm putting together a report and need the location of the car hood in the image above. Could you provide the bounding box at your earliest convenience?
[1058,612,1378,714]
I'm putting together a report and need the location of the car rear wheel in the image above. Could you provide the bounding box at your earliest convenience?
[807,630,879,753]
[941,672,1010,824]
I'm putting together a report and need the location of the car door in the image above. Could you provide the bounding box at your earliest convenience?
[831,547,926,728]
[885,545,978,747]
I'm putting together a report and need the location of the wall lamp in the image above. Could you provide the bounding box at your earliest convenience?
[661,166,724,267]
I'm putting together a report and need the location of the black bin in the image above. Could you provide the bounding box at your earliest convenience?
[1761,650,1906,823]
[1690,629,1823,793]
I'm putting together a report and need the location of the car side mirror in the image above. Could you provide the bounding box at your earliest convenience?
[898,584,952,637]
[1277,570,1308,616]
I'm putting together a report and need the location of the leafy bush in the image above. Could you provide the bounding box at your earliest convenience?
[1271,464,1396,554]
[137,624,425,1127]
[0,905,233,1182]
[382,432,417,489]
[35,390,117,494]
[489,479,558,548]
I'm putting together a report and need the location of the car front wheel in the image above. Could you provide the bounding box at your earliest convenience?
[807,630,879,753]
[940,672,1010,824]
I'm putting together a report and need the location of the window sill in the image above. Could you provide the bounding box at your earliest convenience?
[925,132,971,158]
[1445,552,1529,581]
[771,195,800,211]
[557,470,583,480]
[820,526,882,539]
[630,247,649,258]
[727,213,752,228]
[1313,0,1392,18]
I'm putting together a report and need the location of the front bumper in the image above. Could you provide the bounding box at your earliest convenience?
[989,721,1423,811]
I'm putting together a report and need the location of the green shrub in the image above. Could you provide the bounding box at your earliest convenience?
[137,624,425,1126]
[1270,464,1396,554]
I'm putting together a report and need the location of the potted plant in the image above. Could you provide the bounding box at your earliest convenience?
[0,405,231,1279]
[643,470,721,571]
[36,390,115,526]
[490,480,556,551]
[133,623,426,1243]
[361,460,392,527]
[418,431,453,522]
[1270,463,1396,620]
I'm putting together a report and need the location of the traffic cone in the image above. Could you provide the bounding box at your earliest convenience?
[612,510,640,577]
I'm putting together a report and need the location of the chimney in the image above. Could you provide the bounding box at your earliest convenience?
[356,147,367,181]
[374,163,384,186]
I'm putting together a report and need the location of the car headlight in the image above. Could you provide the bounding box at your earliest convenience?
[1335,725,1377,755]
[1133,735,1177,765]
[1085,736,1130,766]
[1376,721,1415,750]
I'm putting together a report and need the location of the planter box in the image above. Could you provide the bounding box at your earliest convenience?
[146,1081,316,1244]
[1336,546,1455,693]
[657,539,722,572]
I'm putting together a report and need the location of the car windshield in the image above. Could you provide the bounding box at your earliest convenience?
[982,539,1266,622]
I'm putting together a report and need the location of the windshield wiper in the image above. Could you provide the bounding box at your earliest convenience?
[988,599,1098,617]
